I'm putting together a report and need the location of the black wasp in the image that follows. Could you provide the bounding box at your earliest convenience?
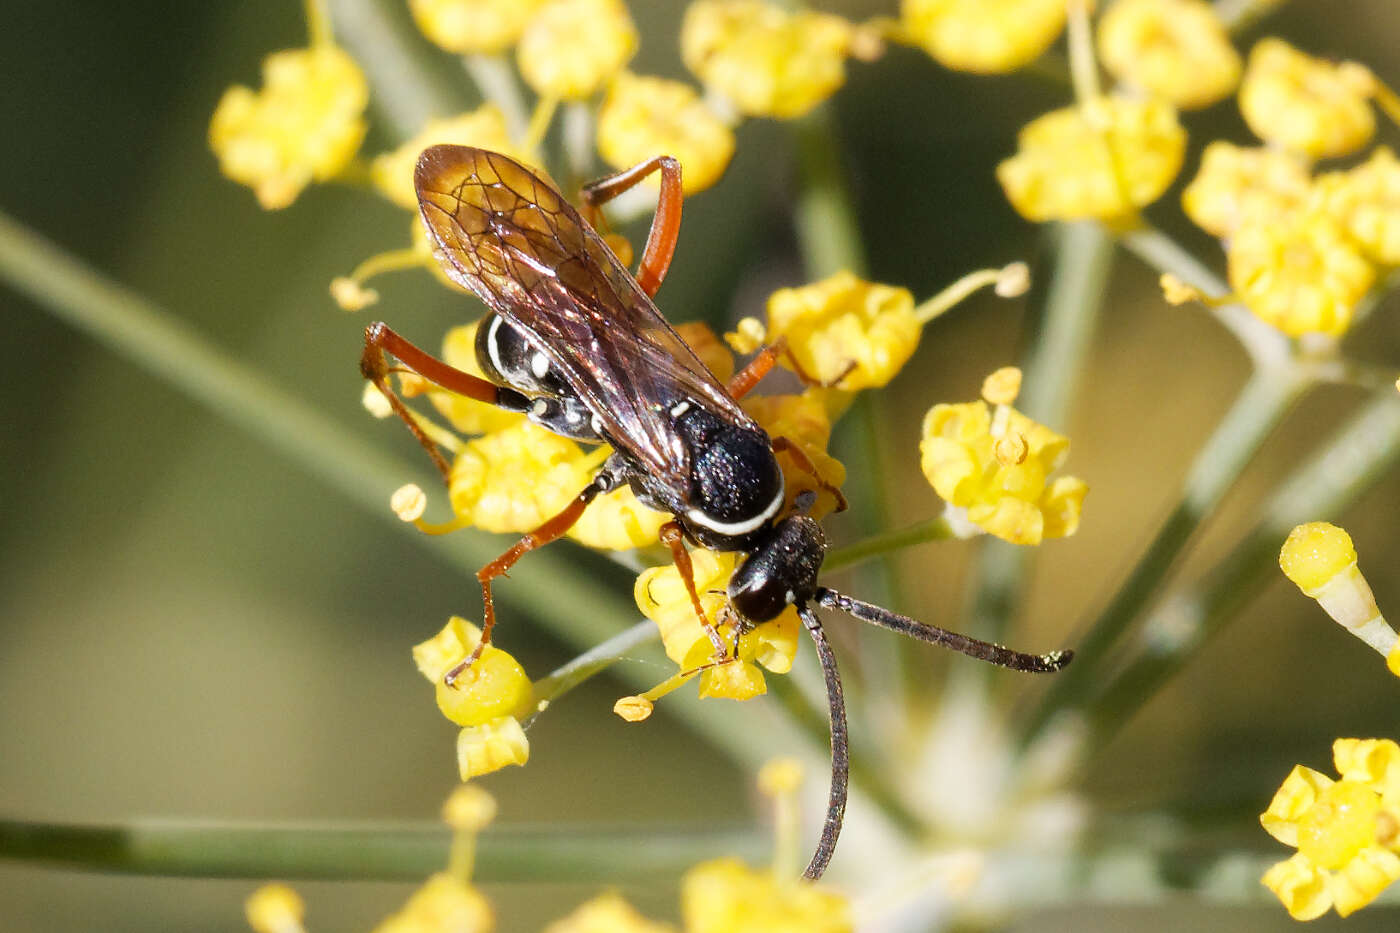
[361,145,1072,879]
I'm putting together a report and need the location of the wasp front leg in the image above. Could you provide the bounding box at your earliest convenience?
[771,435,849,514]
[361,322,528,481]
[659,521,731,661]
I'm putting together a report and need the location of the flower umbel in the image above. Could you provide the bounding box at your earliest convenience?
[919,369,1087,545]
[997,96,1186,223]
[209,45,368,209]
[1095,0,1241,110]
[900,0,1066,74]
[1261,739,1400,919]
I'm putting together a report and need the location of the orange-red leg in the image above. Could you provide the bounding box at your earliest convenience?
[444,477,608,685]
[660,521,729,659]
[772,435,849,513]
[728,336,859,398]
[580,156,683,298]
[362,322,520,482]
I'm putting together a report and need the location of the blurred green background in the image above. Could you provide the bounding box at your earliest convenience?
[2,1,1399,930]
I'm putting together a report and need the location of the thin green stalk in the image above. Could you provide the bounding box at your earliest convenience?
[791,107,867,280]
[0,819,762,882]
[1017,364,1310,747]
[962,222,1113,654]
[462,54,530,142]
[1083,393,1400,749]
[529,619,657,712]
[824,515,955,574]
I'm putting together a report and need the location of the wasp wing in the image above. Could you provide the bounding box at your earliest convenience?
[414,144,754,484]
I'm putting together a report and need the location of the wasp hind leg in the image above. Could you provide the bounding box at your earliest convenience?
[580,155,683,298]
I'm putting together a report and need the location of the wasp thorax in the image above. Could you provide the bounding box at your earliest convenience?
[728,514,826,622]
[676,407,785,547]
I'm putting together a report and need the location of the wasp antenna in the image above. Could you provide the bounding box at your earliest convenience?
[813,587,1073,674]
[797,605,849,881]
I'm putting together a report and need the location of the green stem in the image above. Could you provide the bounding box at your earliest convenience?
[791,107,868,279]
[0,818,761,882]
[963,222,1113,655]
[824,515,955,574]
[529,619,657,712]
[462,54,531,142]
[1083,393,1400,749]
[1017,364,1310,748]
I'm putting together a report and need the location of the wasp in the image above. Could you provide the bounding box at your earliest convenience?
[361,145,1072,879]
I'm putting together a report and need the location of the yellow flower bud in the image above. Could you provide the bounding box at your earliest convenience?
[442,784,498,832]
[542,891,675,933]
[1181,141,1311,238]
[209,46,368,210]
[409,0,547,55]
[1227,210,1375,338]
[681,0,856,120]
[372,872,494,933]
[997,96,1186,222]
[597,73,736,195]
[1239,39,1375,160]
[447,422,593,534]
[457,716,530,779]
[392,484,429,522]
[246,884,306,933]
[981,367,1022,406]
[1280,522,1357,594]
[371,108,525,209]
[613,695,654,722]
[757,757,803,797]
[900,0,1066,74]
[412,617,534,726]
[743,392,847,520]
[920,397,1086,545]
[681,857,852,933]
[1315,146,1400,266]
[763,272,920,390]
[1096,0,1241,110]
[517,0,637,101]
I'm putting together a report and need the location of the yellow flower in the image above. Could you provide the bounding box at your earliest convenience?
[1239,38,1375,160]
[517,0,637,101]
[246,884,307,933]
[543,892,676,933]
[743,392,847,520]
[567,484,671,551]
[674,321,736,383]
[1227,209,1375,337]
[1315,146,1400,266]
[1181,141,1311,238]
[681,857,852,933]
[447,421,594,534]
[209,45,368,209]
[1261,739,1400,919]
[681,0,855,120]
[426,321,529,436]
[762,271,920,390]
[997,96,1186,223]
[371,108,526,209]
[413,617,534,779]
[597,72,736,194]
[634,550,799,701]
[1095,0,1241,110]
[919,392,1087,545]
[1280,522,1395,664]
[409,0,546,55]
[900,0,1066,74]
[372,873,494,933]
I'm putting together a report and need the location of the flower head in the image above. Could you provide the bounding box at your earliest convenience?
[681,0,856,120]
[760,271,920,391]
[209,45,368,209]
[371,108,528,209]
[1261,739,1400,919]
[1181,141,1311,238]
[1239,39,1375,160]
[900,0,1066,74]
[997,96,1186,223]
[597,72,736,194]
[517,0,637,101]
[413,617,534,778]
[1227,209,1374,338]
[919,373,1087,545]
[634,549,799,701]
[409,0,547,55]
[681,857,852,933]
[1096,0,1241,110]
[1280,522,1395,667]
[1315,146,1400,266]
[543,892,676,933]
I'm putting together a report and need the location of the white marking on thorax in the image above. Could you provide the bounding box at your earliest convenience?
[685,485,786,537]
[591,414,605,434]
[530,351,550,380]
[485,315,509,382]
[531,399,549,417]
